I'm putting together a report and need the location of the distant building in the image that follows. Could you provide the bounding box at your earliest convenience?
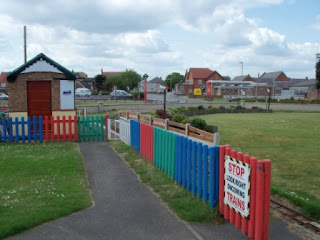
[0,72,8,93]
[176,68,225,95]
[139,77,164,92]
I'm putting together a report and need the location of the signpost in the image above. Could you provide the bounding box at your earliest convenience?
[224,155,251,218]
[157,84,167,112]
[143,73,148,104]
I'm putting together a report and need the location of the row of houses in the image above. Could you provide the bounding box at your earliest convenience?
[176,68,318,100]
[1,66,318,100]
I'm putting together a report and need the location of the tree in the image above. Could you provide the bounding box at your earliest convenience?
[94,74,106,92]
[108,69,141,91]
[316,60,320,90]
[164,72,185,91]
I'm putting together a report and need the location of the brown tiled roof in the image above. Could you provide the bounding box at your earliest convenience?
[102,72,122,78]
[187,68,214,79]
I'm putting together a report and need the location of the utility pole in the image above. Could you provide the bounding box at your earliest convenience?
[24,26,27,63]
[239,62,243,76]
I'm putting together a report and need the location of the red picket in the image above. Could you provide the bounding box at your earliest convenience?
[62,116,66,142]
[74,115,78,142]
[224,147,231,220]
[255,161,265,240]
[248,157,257,239]
[263,160,271,240]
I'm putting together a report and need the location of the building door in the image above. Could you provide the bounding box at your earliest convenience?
[27,81,52,119]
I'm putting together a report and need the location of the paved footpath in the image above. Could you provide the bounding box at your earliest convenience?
[8,142,301,240]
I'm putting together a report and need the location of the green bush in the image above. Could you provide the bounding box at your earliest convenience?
[191,118,207,130]
[218,106,225,110]
[198,105,205,110]
[172,114,189,124]
[188,106,196,112]
[130,90,144,99]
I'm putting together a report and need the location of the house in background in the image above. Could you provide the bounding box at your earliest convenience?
[139,77,164,92]
[101,69,122,79]
[176,68,225,95]
[0,72,8,93]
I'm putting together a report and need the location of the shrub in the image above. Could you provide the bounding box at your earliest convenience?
[188,106,196,112]
[172,114,189,124]
[198,105,205,110]
[235,105,243,110]
[155,109,172,119]
[191,118,207,130]
[218,106,225,110]
[208,105,217,110]
[130,90,144,99]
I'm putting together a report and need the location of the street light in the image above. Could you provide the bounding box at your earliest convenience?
[267,88,271,111]
[239,62,243,76]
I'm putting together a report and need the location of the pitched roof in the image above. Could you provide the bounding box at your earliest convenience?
[102,72,122,78]
[75,72,88,78]
[186,68,214,79]
[7,53,77,82]
[149,77,163,83]
[222,76,231,81]
[259,71,283,80]
[232,75,250,81]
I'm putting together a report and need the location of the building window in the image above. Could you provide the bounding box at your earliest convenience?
[0,83,6,88]
[188,89,193,94]
[198,80,202,85]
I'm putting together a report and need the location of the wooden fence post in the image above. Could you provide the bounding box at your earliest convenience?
[214,133,220,145]
[165,118,169,130]
[185,123,189,137]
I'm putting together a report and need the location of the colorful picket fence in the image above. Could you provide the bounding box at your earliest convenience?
[219,145,271,240]
[0,115,106,143]
[78,115,104,142]
[116,113,272,240]
[0,116,43,143]
[126,119,220,208]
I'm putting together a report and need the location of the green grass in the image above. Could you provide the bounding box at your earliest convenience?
[0,143,92,239]
[198,112,320,219]
[109,141,222,223]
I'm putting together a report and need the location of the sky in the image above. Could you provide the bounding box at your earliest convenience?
[0,0,319,80]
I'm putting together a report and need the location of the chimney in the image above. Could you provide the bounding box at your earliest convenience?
[305,77,308,81]
[101,68,103,74]
[258,72,260,77]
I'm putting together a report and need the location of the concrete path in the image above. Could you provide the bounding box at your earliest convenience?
[7,142,302,240]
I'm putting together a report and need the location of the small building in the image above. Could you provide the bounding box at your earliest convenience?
[139,77,164,92]
[7,53,77,120]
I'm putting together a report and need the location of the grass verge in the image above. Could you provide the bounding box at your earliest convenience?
[0,143,92,239]
[109,140,222,223]
[198,112,320,220]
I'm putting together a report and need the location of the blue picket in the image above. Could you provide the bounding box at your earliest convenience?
[203,145,208,203]
[182,137,187,188]
[197,142,203,199]
[209,147,215,208]
[130,120,140,152]
[187,139,192,192]
[192,141,197,197]
[214,146,220,205]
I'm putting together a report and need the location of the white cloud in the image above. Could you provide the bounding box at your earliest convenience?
[310,14,320,30]
[0,0,317,80]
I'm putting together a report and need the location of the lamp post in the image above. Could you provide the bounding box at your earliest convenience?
[239,61,243,76]
[267,88,271,110]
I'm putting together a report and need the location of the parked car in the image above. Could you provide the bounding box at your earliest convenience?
[0,93,8,100]
[75,88,91,97]
[110,90,133,100]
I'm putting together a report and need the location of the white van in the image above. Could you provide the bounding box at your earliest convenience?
[75,88,92,97]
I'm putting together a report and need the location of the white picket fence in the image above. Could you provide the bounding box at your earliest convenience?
[119,117,130,145]
[108,119,120,140]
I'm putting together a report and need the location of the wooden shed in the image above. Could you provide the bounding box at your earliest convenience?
[7,53,77,120]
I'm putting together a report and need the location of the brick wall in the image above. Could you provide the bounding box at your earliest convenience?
[8,72,65,112]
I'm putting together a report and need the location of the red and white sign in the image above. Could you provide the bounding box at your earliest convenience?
[224,155,251,218]
[157,84,166,90]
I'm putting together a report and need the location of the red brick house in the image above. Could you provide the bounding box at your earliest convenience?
[176,68,224,95]
[254,71,290,90]
[6,53,77,121]
[0,72,8,93]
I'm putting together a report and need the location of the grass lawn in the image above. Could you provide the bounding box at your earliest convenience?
[0,143,92,239]
[109,141,222,223]
[198,112,320,219]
